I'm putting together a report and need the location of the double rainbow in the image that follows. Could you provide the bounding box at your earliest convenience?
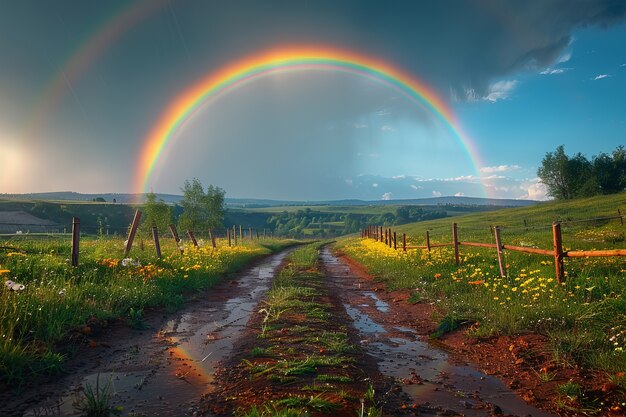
[135,46,483,196]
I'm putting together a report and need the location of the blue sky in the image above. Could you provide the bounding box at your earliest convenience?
[1,1,625,201]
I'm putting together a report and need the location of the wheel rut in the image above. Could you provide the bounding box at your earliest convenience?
[321,246,555,417]
[11,249,293,417]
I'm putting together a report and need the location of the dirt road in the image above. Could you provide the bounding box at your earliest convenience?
[6,245,556,416]
[4,249,292,417]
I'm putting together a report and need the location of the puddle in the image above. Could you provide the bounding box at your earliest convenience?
[363,291,390,313]
[322,248,554,417]
[343,303,386,335]
[23,249,292,417]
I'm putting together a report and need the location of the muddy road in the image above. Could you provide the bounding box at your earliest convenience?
[6,245,555,417]
[5,249,292,417]
[321,247,553,417]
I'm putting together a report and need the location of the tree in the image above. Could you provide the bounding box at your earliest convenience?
[178,179,225,232]
[593,146,626,194]
[537,145,595,199]
[140,191,172,235]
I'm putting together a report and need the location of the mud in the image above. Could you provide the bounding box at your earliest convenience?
[321,247,555,417]
[5,249,292,417]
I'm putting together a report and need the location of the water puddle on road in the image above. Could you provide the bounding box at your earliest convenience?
[24,249,291,417]
[321,248,553,417]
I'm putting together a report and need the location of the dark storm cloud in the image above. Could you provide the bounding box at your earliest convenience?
[169,0,626,99]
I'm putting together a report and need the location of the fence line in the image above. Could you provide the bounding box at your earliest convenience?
[362,210,625,283]
[0,209,278,267]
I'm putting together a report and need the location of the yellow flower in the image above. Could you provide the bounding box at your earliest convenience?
[0,269,11,275]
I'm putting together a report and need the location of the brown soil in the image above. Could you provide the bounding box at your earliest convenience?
[334,250,626,417]
[201,267,389,417]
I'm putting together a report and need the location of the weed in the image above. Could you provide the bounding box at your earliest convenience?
[74,374,116,417]
[237,405,309,417]
[249,346,272,358]
[316,374,353,383]
[557,380,582,402]
[127,307,147,330]
[275,394,338,413]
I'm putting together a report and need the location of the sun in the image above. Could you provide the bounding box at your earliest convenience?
[0,139,26,193]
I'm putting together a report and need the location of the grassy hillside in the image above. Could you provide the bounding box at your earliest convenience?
[338,192,626,411]
[392,192,626,251]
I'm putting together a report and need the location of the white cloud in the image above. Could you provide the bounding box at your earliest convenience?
[392,174,406,180]
[381,125,396,132]
[483,80,518,102]
[518,179,548,201]
[375,109,391,116]
[621,64,626,67]
[432,190,442,197]
[382,192,393,200]
[345,179,353,186]
[593,74,611,80]
[540,68,567,75]
[353,123,368,129]
[454,192,464,197]
[463,87,480,102]
[372,183,378,188]
[556,51,572,64]
[479,165,520,174]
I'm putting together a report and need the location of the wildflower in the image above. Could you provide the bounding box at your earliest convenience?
[468,280,485,285]
[0,269,10,275]
[434,273,442,279]
[4,280,25,291]
[58,288,67,296]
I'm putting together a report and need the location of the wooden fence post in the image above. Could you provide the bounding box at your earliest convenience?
[152,223,162,258]
[249,227,253,241]
[393,231,397,250]
[71,217,80,267]
[403,233,406,252]
[426,230,431,252]
[169,224,180,243]
[239,225,243,243]
[494,225,505,277]
[233,225,237,245]
[187,230,198,247]
[256,229,259,240]
[210,229,217,248]
[124,210,142,256]
[553,222,565,283]
[384,228,388,245]
[228,228,232,247]
[388,229,392,248]
[619,209,623,226]
[453,223,460,266]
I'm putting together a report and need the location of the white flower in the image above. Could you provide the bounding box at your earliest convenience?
[58,288,66,296]
[5,280,25,291]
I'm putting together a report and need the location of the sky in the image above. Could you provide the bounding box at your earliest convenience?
[0,0,625,201]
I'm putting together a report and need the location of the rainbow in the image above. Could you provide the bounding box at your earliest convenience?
[135,46,485,196]
[25,0,168,141]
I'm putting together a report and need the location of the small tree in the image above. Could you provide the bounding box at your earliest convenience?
[178,179,225,232]
[140,192,172,235]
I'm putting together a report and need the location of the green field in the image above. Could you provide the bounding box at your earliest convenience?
[338,192,626,404]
